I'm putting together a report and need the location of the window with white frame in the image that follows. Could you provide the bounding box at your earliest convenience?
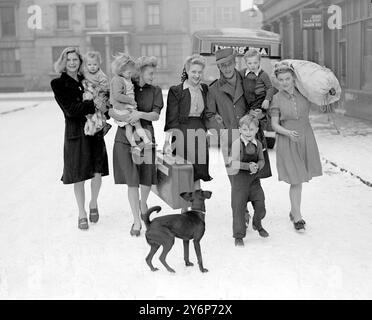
[0,48,21,74]
[191,7,211,24]
[0,6,16,37]
[85,4,98,28]
[120,4,133,26]
[216,7,235,23]
[147,4,160,26]
[56,5,70,29]
[141,44,167,69]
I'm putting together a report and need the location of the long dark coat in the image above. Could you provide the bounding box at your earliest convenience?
[205,70,248,154]
[51,72,109,184]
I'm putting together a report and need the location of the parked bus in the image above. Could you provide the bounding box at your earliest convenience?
[191,28,282,148]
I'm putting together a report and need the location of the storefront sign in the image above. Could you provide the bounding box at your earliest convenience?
[212,44,270,57]
[302,9,323,29]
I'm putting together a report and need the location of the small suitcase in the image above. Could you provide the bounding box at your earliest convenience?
[151,151,194,209]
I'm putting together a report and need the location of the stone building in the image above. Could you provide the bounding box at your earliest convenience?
[259,0,372,121]
[0,0,241,91]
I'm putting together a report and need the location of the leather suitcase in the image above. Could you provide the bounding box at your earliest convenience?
[151,151,194,209]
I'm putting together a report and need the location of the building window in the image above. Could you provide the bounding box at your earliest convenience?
[85,4,98,28]
[361,0,367,19]
[191,7,211,24]
[0,48,21,74]
[346,1,353,22]
[0,6,16,37]
[353,0,361,20]
[216,7,235,23]
[120,4,133,26]
[56,5,70,29]
[147,4,160,26]
[363,20,372,90]
[110,36,128,56]
[141,44,167,69]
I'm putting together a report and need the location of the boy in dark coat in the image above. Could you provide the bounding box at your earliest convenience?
[241,49,276,120]
[228,115,269,247]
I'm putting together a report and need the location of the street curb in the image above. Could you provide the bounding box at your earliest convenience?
[322,157,372,188]
[0,96,54,102]
[0,92,54,102]
[0,102,42,115]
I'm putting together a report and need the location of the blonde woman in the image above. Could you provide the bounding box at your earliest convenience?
[109,56,163,237]
[51,47,109,230]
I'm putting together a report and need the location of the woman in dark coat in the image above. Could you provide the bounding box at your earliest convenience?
[51,47,109,230]
[109,56,163,237]
[163,54,212,212]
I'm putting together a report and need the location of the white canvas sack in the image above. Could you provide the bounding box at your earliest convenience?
[282,59,341,106]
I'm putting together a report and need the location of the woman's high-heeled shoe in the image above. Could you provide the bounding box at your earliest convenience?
[78,217,89,230]
[290,212,306,225]
[294,220,306,231]
[130,224,141,237]
[89,208,99,223]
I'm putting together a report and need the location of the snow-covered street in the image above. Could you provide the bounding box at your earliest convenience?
[1,96,372,300]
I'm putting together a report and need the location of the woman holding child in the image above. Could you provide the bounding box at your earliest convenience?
[270,62,322,231]
[109,56,163,237]
[163,54,213,212]
[51,47,109,230]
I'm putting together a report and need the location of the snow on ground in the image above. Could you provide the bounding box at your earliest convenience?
[0,98,372,300]
[311,111,372,184]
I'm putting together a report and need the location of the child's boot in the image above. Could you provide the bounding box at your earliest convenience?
[234,238,244,247]
[252,222,269,238]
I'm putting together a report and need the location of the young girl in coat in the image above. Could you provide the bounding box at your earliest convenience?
[110,53,153,160]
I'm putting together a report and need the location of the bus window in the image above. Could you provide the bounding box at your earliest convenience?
[192,28,282,84]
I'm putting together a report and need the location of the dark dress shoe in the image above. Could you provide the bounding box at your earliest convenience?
[78,217,89,230]
[89,208,99,223]
[235,238,244,247]
[252,224,269,238]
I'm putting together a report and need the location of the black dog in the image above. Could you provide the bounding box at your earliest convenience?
[141,190,212,273]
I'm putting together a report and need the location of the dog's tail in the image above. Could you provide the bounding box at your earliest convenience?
[141,206,162,229]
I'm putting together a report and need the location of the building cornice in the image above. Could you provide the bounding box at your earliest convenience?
[260,0,323,25]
